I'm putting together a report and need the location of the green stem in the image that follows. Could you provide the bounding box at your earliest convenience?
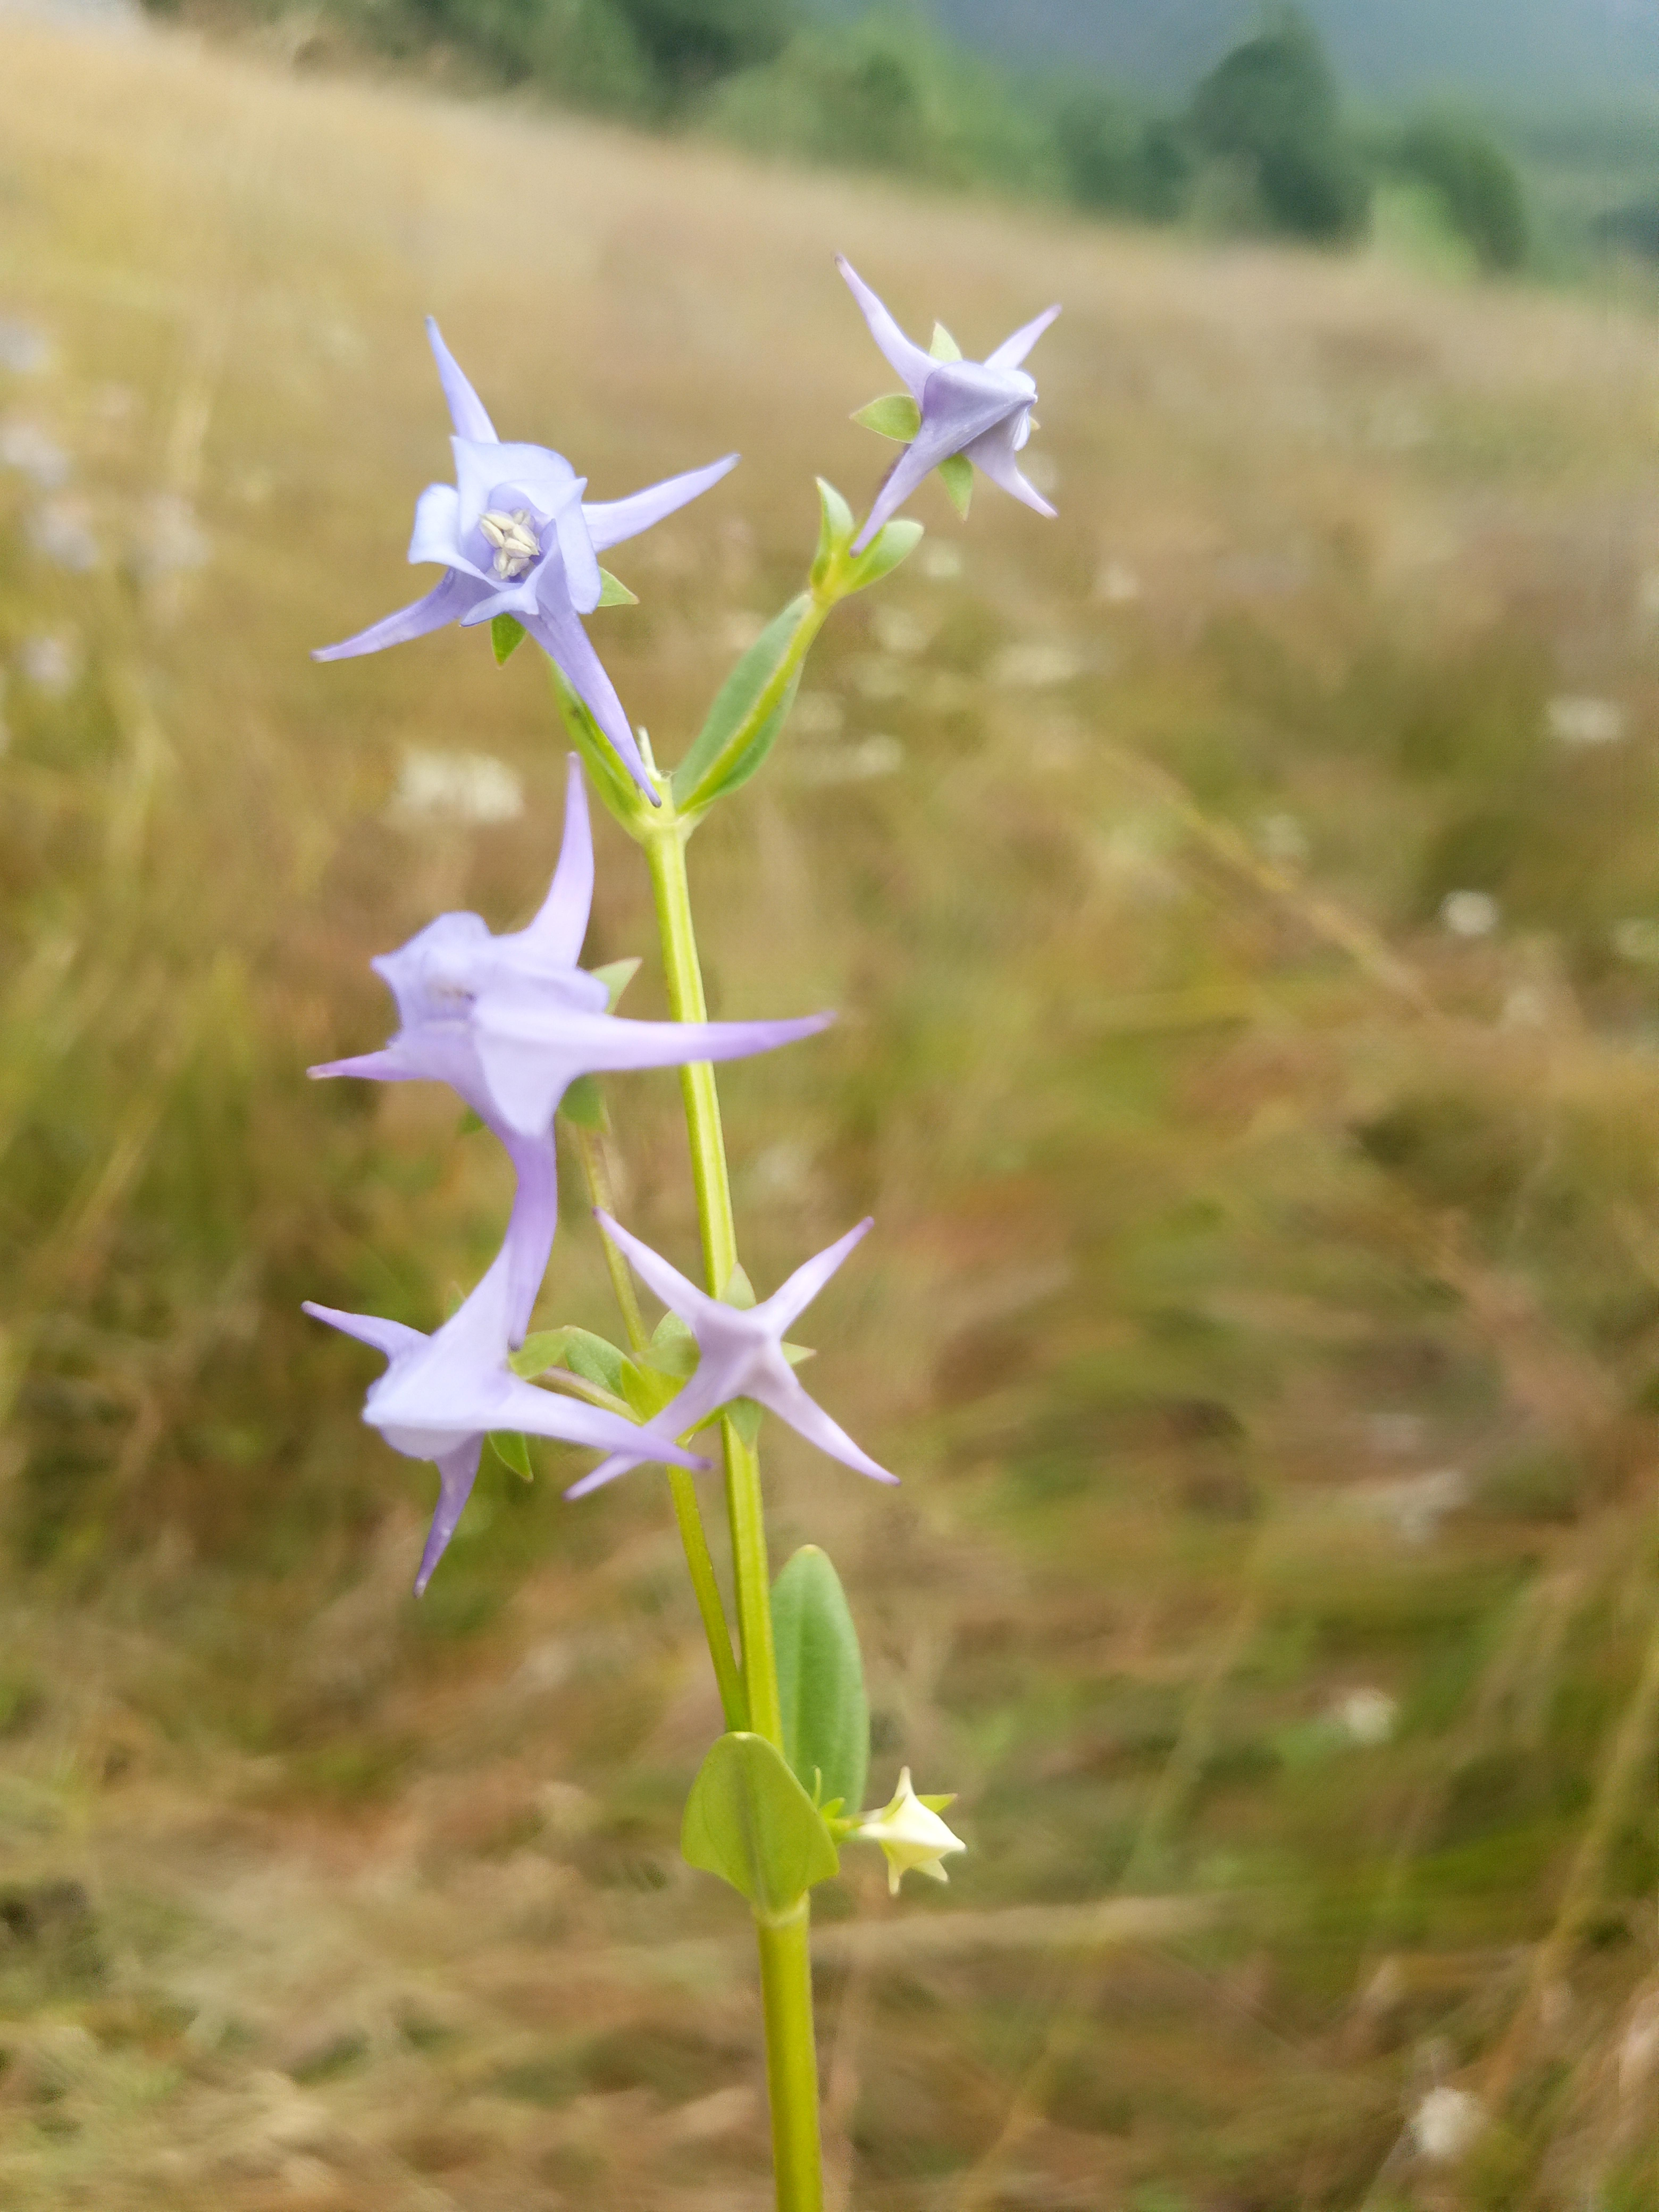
[643,811,822,2212]
[574,1117,747,1733]
[757,1904,824,2212]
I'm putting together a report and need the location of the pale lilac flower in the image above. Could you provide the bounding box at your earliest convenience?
[315,319,737,800]
[853,1769,966,1894]
[837,256,1059,550]
[565,1213,897,1497]
[305,1241,710,1594]
[312,757,831,1336]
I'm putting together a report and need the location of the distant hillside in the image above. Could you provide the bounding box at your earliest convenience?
[815,1,1659,106]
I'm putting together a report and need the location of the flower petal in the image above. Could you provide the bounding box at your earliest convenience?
[985,303,1060,372]
[301,1302,426,1361]
[454,437,579,532]
[312,569,489,661]
[414,1438,484,1595]
[761,1217,873,1332]
[556,497,603,615]
[425,317,497,443]
[962,416,1057,518]
[750,1363,898,1484]
[836,256,935,401]
[592,1211,719,1327]
[518,598,653,799]
[518,755,594,968]
[583,454,740,552]
[408,482,465,567]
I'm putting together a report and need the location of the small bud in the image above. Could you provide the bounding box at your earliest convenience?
[853,1767,966,1896]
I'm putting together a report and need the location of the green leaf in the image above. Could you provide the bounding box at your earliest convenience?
[456,1106,486,1136]
[557,1328,630,1396]
[814,478,856,574]
[491,614,526,665]
[847,518,924,594]
[772,1545,869,1817]
[721,1262,757,1310]
[672,595,812,810]
[852,393,923,442]
[681,1732,839,1910]
[937,453,973,521]
[597,568,638,607]
[724,1396,764,1447]
[929,322,962,362]
[489,1430,534,1481]
[919,1792,957,1813]
[782,1341,815,1367]
[641,1310,698,1379]
[558,1074,606,1130]
[510,1328,575,1379]
[589,956,641,1011]
[618,1356,681,1423]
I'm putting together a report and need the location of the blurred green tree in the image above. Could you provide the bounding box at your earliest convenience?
[1388,112,1529,271]
[1187,6,1369,242]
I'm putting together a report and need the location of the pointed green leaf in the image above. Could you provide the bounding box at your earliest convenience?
[557,1328,630,1396]
[919,1792,957,1813]
[782,1341,815,1367]
[619,1356,681,1423]
[597,568,639,607]
[672,596,812,810]
[929,322,962,362]
[681,1731,840,1909]
[590,956,641,1011]
[489,1430,534,1481]
[772,1546,869,1817]
[510,1328,576,1379]
[814,477,856,573]
[724,1396,765,1447]
[721,1263,757,1310]
[852,393,923,442]
[558,1074,607,1130]
[492,614,527,664]
[641,1310,699,1379]
[456,1106,486,1136]
[847,519,924,594]
[937,454,973,521]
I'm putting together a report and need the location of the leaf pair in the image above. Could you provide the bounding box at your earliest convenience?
[681,1546,869,1911]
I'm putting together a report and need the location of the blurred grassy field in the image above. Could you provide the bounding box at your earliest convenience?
[10,19,1659,2209]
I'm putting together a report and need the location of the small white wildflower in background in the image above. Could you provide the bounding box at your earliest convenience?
[140,492,210,579]
[1,418,69,489]
[795,736,904,787]
[1440,889,1498,939]
[1548,694,1624,748]
[1613,918,1659,966]
[29,497,98,572]
[391,747,524,826]
[1095,558,1143,605]
[919,541,962,581]
[854,1769,967,1895]
[1337,1688,1398,1746]
[993,641,1084,689]
[871,606,932,657]
[19,632,81,694]
[792,692,844,740]
[1409,2085,1485,2164]
[1256,812,1309,868]
[721,610,767,653]
[851,654,906,702]
[0,320,52,376]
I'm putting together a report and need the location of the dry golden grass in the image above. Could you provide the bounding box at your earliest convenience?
[10,17,1659,2210]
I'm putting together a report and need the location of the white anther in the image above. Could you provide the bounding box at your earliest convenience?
[479,507,540,580]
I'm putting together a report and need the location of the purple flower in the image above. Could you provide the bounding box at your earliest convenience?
[315,319,737,800]
[312,756,832,1337]
[305,1241,711,1594]
[837,256,1059,551]
[565,1213,898,1498]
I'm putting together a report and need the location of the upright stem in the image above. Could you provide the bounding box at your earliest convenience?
[643,811,823,2212]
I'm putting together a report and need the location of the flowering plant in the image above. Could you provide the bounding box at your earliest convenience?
[308,273,1055,2210]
